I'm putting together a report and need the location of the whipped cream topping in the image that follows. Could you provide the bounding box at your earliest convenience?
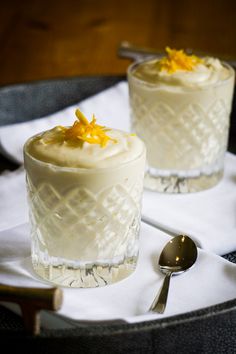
[133,56,231,88]
[26,127,145,169]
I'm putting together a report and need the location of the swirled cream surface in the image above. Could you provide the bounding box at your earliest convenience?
[132,47,231,88]
[26,110,144,169]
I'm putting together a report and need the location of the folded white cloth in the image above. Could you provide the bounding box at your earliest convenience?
[0,168,28,232]
[1,222,236,322]
[0,81,235,255]
[1,81,236,323]
[142,152,236,255]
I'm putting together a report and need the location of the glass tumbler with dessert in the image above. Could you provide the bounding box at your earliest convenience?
[128,47,235,193]
[24,109,146,287]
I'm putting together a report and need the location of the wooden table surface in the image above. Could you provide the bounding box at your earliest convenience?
[0,0,236,86]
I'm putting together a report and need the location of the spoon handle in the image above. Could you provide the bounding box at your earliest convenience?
[149,272,172,314]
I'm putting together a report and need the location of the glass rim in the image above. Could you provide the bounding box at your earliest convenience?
[23,135,146,174]
[127,58,235,91]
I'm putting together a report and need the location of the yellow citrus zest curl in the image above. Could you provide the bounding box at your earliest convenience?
[158,47,203,73]
[64,109,117,147]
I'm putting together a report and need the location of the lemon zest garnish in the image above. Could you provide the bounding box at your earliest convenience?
[75,109,89,125]
[64,109,117,147]
[158,47,203,73]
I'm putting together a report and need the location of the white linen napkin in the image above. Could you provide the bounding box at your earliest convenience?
[0,81,235,255]
[142,152,236,255]
[1,222,236,323]
[1,81,236,324]
[0,168,28,232]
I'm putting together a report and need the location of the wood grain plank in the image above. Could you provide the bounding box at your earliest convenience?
[0,0,235,85]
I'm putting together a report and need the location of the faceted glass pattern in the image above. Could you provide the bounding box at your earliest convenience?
[131,97,229,170]
[26,175,144,287]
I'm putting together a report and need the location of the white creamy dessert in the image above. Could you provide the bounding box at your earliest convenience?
[133,54,231,88]
[24,109,146,287]
[27,125,143,169]
[128,47,235,192]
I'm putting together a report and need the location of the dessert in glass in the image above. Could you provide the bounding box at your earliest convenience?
[24,109,146,287]
[128,47,235,193]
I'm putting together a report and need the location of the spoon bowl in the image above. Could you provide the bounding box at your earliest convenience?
[150,235,198,314]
